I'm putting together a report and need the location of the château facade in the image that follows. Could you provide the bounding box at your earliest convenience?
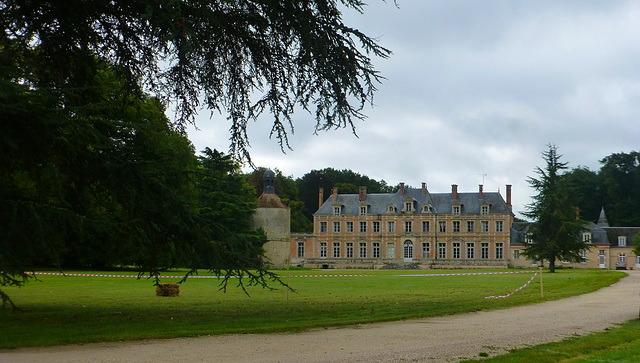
[290,183,514,269]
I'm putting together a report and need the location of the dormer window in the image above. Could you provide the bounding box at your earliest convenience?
[404,201,413,212]
[422,205,432,213]
[583,232,592,243]
[481,205,489,215]
[387,205,396,213]
[359,205,367,216]
[333,206,341,216]
[452,205,460,216]
[619,236,627,247]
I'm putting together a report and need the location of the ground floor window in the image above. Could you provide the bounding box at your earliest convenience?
[481,243,489,259]
[320,243,327,258]
[346,243,353,258]
[619,254,626,263]
[495,243,504,259]
[580,250,587,263]
[452,243,460,259]
[372,243,380,258]
[359,243,367,258]
[438,243,446,259]
[513,250,520,259]
[422,242,430,259]
[297,242,304,257]
[404,240,414,259]
[466,243,475,259]
[333,243,340,258]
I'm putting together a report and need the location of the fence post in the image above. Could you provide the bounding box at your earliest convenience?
[539,267,543,298]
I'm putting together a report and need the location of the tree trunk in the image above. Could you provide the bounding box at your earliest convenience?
[548,255,556,273]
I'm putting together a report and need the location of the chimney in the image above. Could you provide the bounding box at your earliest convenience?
[332,187,338,202]
[506,184,512,207]
[422,182,427,195]
[318,187,324,209]
[478,184,483,200]
[399,183,405,197]
[359,186,367,202]
[451,184,458,200]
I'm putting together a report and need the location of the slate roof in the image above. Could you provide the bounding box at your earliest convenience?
[315,188,512,216]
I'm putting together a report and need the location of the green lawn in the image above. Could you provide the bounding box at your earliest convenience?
[462,319,640,362]
[0,268,624,349]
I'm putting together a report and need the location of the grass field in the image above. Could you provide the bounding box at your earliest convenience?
[462,318,640,362]
[0,268,625,349]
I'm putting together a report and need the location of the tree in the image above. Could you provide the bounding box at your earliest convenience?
[559,166,602,223]
[2,0,391,162]
[599,151,640,227]
[522,144,589,272]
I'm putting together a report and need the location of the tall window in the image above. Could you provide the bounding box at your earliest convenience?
[513,250,520,259]
[333,221,340,233]
[481,243,489,259]
[372,243,380,258]
[481,205,489,215]
[403,240,414,259]
[453,205,460,215]
[452,243,460,259]
[346,243,353,258]
[332,243,341,258]
[404,221,412,233]
[481,221,489,232]
[466,243,475,259]
[373,221,380,233]
[359,206,367,216]
[297,242,304,257]
[320,222,327,233]
[495,243,504,259]
[422,242,430,258]
[359,243,367,258]
[439,221,446,233]
[580,250,587,263]
[387,221,395,233]
[359,221,367,233]
[452,221,460,233]
[346,221,353,233]
[467,221,474,232]
[495,221,503,232]
[404,202,413,212]
[438,243,446,259]
[320,243,327,258]
[422,221,430,232]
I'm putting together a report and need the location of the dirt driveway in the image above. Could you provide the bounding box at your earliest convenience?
[2,271,639,363]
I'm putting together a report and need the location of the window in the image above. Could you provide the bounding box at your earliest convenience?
[481,243,489,259]
[619,254,627,263]
[359,206,367,216]
[372,243,380,258]
[495,221,503,232]
[452,243,460,259]
[618,236,627,246]
[359,221,367,233]
[466,243,475,259]
[422,221,430,232]
[333,206,341,216]
[359,243,367,258]
[387,221,395,233]
[333,243,340,258]
[422,242,430,258]
[467,221,474,233]
[525,233,533,244]
[438,243,447,259]
[333,221,340,233]
[297,242,304,257]
[346,221,353,233]
[495,243,504,259]
[320,243,327,258]
[481,205,489,215]
[439,221,446,233]
[422,205,432,213]
[580,250,587,263]
[404,202,413,212]
[346,243,353,258]
[453,205,460,215]
[513,250,520,259]
[583,233,591,242]
[403,240,414,259]
[373,221,380,233]
[404,221,412,233]
[387,205,395,213]
[452,221,460,233]
[320,222,327,233]
[481,221,489,232]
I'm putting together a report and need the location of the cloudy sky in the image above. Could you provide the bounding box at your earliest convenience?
[186,0,640,220]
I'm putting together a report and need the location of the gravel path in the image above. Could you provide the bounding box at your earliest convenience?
[2,271,639,363]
